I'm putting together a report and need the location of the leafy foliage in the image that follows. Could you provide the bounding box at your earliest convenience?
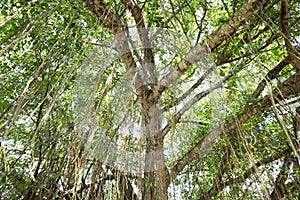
[0,0,299,199]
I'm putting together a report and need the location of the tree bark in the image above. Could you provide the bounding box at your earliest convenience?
[141,100,169,200]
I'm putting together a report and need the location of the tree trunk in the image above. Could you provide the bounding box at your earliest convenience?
[141,101,170,200]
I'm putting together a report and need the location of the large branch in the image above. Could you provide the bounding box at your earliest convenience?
[121,0,157,82]
[252,57,290,98]
[280,0,300,70]
[82,0,146,95]
[159,0,268,89]
[216,0,281,65]
[83,0,123,33]
[169,72,300,182]
[217,4,300,66]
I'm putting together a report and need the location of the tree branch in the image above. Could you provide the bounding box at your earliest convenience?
[158,0,269,98]
[82,0,146,96]
[252,57,290,98]
[170,72,300,182]
[179,120,208,126]
[121,0,157,83]
[280,0,300,70]
[199,148,292,200]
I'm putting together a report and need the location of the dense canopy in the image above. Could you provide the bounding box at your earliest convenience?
[0,0,300,199]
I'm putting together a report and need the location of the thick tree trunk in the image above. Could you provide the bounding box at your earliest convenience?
[141,101,170,200]
[142,141,169,200]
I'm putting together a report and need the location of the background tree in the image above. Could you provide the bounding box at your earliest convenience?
[0,0,299,199]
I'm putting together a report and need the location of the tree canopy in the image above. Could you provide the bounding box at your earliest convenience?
[0,0,300,199]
